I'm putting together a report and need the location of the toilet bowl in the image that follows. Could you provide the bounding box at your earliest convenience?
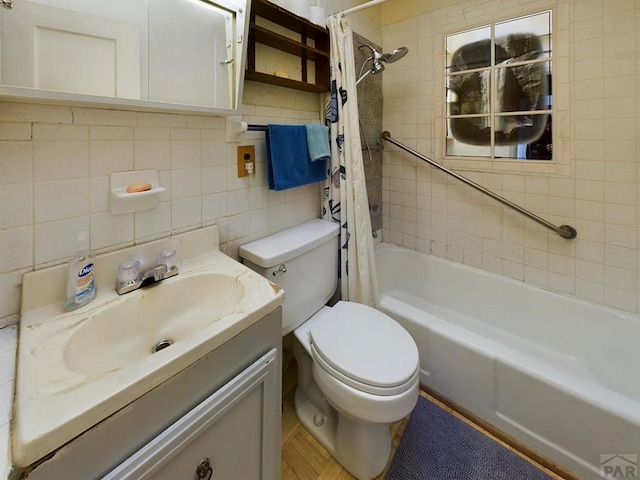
[303,302,419,422]
[239,219,419,480]
[293,304,419,480]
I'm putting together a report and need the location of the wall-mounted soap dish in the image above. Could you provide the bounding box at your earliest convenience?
[110,170,165,215]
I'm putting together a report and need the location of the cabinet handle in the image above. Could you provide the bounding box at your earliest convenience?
[195,457,213,480]
[1,0,13,9]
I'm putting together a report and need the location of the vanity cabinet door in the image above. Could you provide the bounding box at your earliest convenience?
[102,348,279,480]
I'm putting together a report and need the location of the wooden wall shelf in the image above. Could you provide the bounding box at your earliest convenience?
[247,0,330,93]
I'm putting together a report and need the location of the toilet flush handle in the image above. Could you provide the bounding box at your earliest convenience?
[272,264,287,276]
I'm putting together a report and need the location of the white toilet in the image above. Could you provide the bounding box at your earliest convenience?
[239,219,419,480]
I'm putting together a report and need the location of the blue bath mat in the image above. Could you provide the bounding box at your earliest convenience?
[385,396,554,480]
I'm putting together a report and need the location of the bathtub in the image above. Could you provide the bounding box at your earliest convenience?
[375,242,640,480]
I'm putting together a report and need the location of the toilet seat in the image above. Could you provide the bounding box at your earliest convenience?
[310,343,419,396]
[309,301,419,396]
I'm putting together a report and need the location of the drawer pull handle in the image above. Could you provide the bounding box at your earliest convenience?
[195,457,213,480]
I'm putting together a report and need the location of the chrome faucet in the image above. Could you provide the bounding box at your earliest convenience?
[116,250,178,295]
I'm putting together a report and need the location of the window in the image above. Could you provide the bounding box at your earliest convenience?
[445,11,552,160]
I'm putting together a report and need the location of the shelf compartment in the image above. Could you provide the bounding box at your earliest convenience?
[247,0,330,93]
[250,24,329,61]
[245,71,328,93]
[251,0,327,39]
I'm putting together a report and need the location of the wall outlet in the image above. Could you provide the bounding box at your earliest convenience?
[237,145,256,177]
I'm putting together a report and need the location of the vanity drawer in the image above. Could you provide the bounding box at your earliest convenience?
[103,348,279,480]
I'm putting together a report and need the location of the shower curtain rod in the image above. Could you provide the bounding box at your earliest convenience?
[333,0,387,17]
[382,131,578,239]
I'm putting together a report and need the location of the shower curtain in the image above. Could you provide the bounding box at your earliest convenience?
[323,14,378,308]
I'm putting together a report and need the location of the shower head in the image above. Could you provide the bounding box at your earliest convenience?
[380,46,408,64]
[356,44,409,85]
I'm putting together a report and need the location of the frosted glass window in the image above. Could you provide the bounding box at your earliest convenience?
[445,11,552,160]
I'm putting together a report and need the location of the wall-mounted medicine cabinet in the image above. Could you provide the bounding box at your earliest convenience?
[0,0,251,115]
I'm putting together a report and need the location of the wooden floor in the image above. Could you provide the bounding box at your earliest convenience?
[281,361,568,480]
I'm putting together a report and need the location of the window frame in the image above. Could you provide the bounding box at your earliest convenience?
[444,10,553,161]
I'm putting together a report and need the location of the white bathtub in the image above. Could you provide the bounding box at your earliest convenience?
[375,242,640,480]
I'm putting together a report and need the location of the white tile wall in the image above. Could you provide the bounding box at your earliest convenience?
[0,90,323,326]
[382,0,640,313]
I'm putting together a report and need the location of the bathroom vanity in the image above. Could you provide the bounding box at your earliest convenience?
[20,310,282,480]
[11,226,284,479]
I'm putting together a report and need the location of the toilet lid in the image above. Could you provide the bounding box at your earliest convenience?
[309,302,419,394]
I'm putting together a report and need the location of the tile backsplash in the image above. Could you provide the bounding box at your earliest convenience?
[0,94,322,327]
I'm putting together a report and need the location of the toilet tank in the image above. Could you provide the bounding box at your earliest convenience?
[239,219,339,335]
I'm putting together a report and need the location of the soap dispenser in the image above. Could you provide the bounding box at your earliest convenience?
[63,232,97,311]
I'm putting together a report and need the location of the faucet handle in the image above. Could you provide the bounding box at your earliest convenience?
[117,260,140,287]
[158,249,176,271]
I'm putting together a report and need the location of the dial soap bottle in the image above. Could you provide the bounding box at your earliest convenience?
[63,232,97,311]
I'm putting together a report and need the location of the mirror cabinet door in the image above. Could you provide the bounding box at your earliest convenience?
[149,0,234,109]
[0,0,248,112]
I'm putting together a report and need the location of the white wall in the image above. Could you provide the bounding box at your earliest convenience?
[381,0,640,313]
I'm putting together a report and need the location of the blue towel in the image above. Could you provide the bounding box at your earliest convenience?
[266,124,327,191]
[305,123,331,162]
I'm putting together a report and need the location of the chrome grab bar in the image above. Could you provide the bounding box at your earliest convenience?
[381,131,577,239]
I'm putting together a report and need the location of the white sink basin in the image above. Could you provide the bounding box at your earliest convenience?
[63,273,245,375]
[13,227,284,469]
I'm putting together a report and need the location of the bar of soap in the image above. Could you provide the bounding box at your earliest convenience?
[126,182,152,193]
